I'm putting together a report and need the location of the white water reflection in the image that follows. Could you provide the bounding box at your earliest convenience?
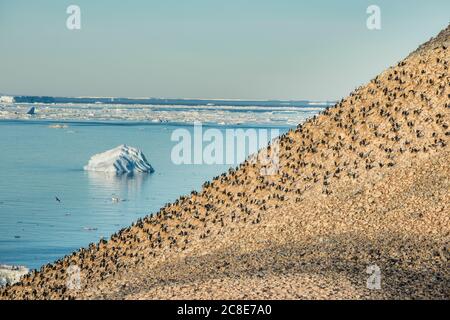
[86,171,150,197]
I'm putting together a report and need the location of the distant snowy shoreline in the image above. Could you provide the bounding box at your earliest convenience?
[0,95,336,107]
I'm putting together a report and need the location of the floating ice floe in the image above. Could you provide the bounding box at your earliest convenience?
[0,265,29,287]
[84,145,154,174]
[83,227,98,231]
[48,124,69,129]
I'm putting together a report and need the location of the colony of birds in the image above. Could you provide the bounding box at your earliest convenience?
[1,25,449,300]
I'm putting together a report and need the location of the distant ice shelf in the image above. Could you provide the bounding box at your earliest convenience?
[84,145,154,174]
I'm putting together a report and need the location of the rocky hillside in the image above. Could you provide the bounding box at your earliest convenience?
[1,25,449,300]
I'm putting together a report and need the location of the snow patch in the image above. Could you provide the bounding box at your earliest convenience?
[0,265,29,287]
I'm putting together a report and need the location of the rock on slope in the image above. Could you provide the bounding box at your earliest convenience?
[1,25,449,300]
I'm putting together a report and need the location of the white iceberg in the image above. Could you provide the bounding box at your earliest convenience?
[84,145,154,174]
[0,265,29,287]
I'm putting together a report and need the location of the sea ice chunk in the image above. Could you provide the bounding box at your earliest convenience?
[84,145,154,174]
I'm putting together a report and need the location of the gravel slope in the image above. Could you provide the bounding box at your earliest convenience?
[1,24,449,300]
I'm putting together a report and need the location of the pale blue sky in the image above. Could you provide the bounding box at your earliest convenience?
[0,0,449,100]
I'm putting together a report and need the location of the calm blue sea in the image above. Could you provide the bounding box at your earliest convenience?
[0,120,292,270]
